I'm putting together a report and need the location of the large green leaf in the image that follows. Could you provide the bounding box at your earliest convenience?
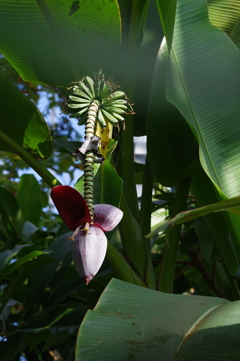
[0,75,52,159]
[0,0,121,87]
[75,278,240,361]
[147,40,198,186]
[166,0,240,199]
[17,174,42,227]
[208,0,240,48]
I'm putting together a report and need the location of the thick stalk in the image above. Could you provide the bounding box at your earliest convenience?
[117,0,150,219]
[140,155,154,238]
[106,241,148,288]
[0,129,60,188]
[157,176,191,292]
[83,99,100,222]
[187,250,227,299]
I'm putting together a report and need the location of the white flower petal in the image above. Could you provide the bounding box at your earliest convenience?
[71,226,107,284]
[93,204,123,231]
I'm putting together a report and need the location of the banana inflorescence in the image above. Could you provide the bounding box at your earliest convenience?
[68,72,134,130]
[67,72,134,221]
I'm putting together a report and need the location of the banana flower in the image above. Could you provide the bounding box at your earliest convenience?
[51,186,123,284]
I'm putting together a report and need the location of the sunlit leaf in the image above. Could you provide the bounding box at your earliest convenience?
[0,0,121,87]
[0,75,52,159]
[75,279,239,361]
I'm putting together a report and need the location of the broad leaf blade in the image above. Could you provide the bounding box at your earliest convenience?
[166,0,240,199]
[0,0,121,87]
[0,75,52,159]
[76,278,229,360]
[176,301,240,360]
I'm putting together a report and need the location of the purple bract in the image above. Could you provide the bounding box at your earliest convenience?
[51,186,123,284]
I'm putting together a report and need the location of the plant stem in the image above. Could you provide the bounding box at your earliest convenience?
[106,241,148,288]
[187,250,227,299]
[83,99,100,222]
[157,176,191,293]
[0,129,61,188]
[140,155,153,237]
[221,260,240,301]
[120,194,156,289]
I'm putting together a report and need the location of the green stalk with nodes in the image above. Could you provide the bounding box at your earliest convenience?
[68,72,134,218]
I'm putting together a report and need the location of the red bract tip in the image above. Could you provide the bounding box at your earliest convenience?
[51,186,91,231]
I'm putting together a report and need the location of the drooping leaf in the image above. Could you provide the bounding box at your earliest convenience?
[75,278,238,361]
[0,75,52,158]
[166,0,240,199]
[0,250,50,282]
[17,174,42,227]
[147,39,198,186]
[147,187,240,261]
[0,0,121,87]
[133,0,164,136]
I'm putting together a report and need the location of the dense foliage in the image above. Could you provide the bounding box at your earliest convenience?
[0,0,240,360]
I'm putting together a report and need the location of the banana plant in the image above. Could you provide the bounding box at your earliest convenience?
[0,0,240,360]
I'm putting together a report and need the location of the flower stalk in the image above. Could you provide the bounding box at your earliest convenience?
[83,99,100,221]
[50,73,134,284]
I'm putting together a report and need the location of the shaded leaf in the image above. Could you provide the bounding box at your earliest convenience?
[23,232,72,317]
[0,187,22,239]
[0,250,50,281]
[17,174,42,227]
[191,164,239,275]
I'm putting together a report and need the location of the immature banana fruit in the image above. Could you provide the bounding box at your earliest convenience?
[68,72,134,129]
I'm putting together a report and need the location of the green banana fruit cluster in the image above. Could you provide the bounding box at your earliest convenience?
[68,73,134,129]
